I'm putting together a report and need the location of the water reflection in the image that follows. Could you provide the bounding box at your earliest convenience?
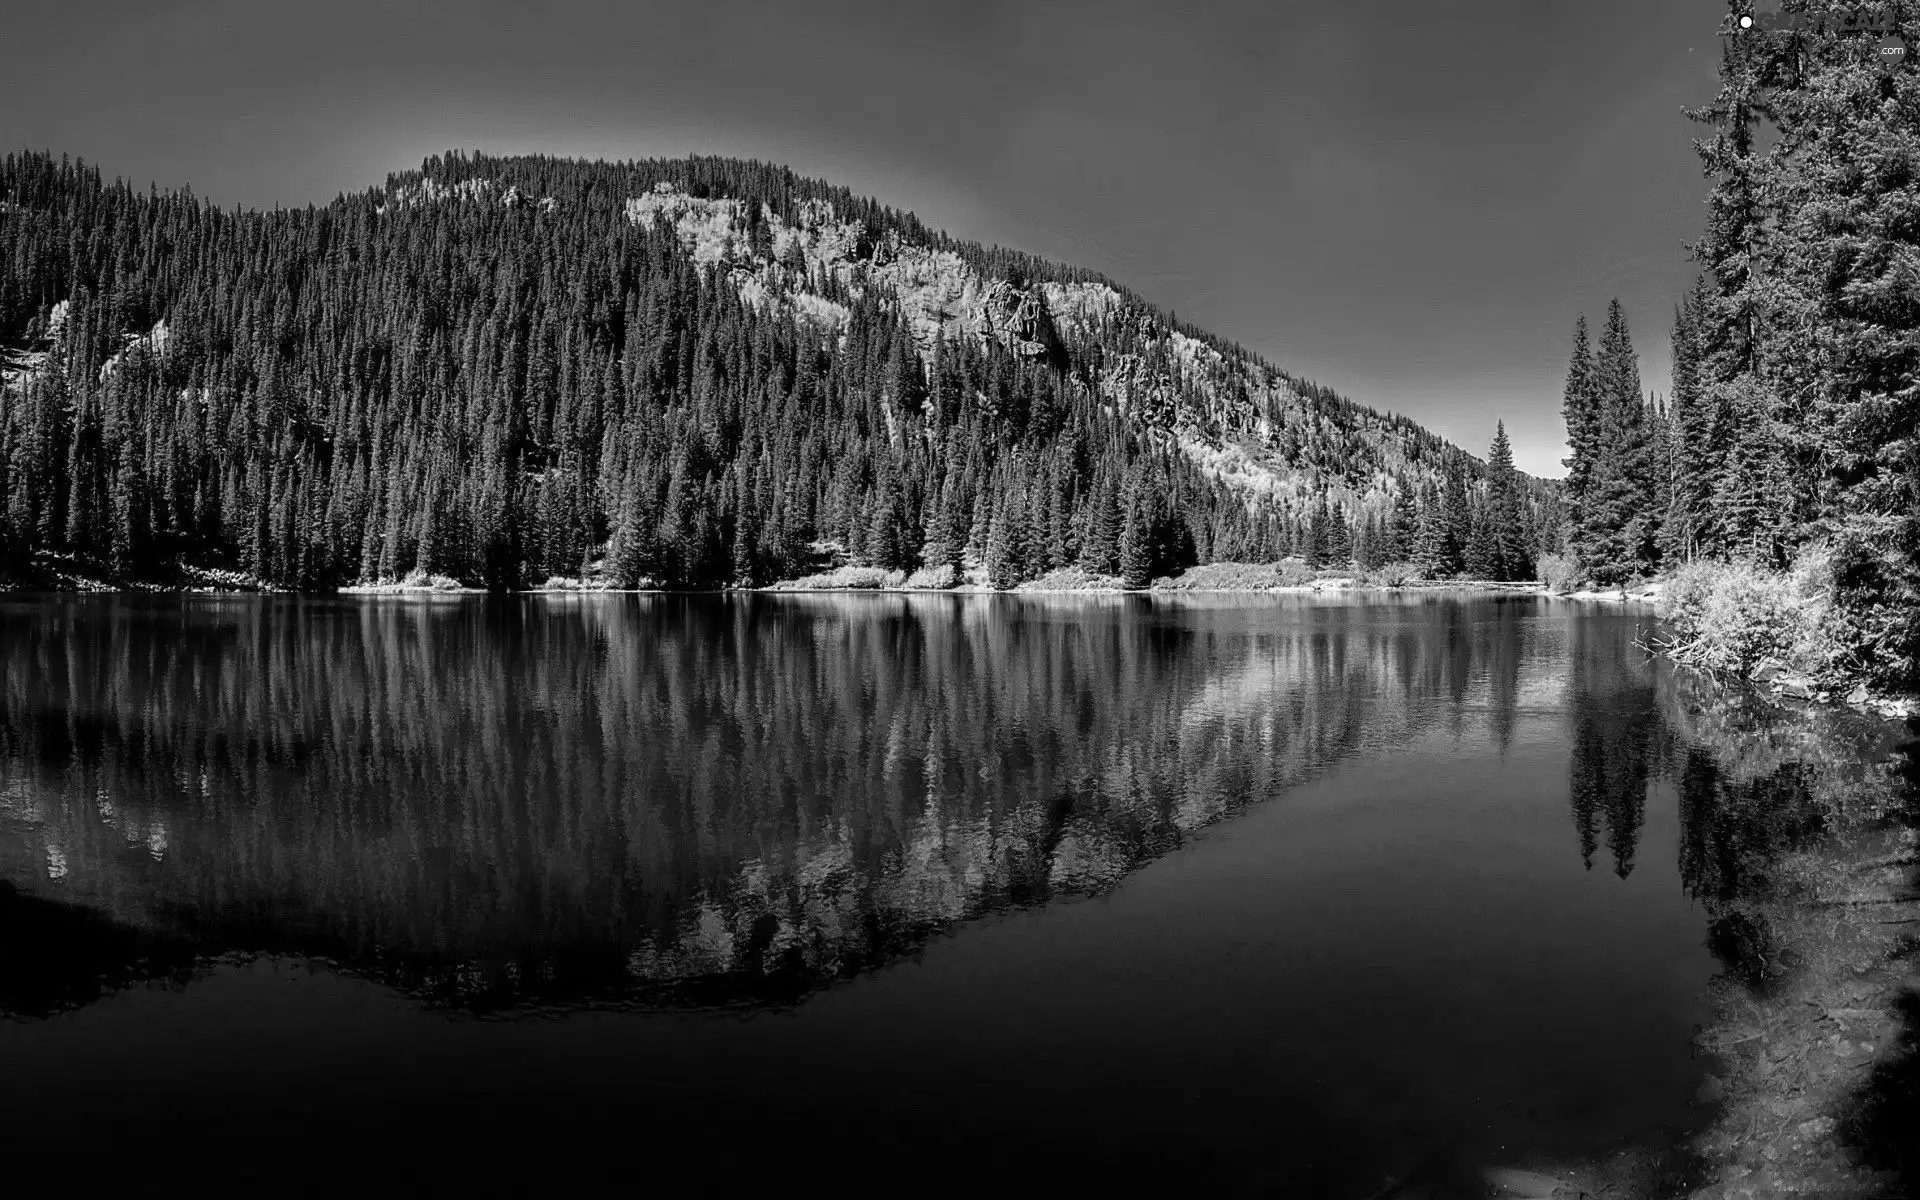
[1,593,1558,1016]
[1666,669,1913,984]
[1565,615,1671,878]
[1,593,1908,1021]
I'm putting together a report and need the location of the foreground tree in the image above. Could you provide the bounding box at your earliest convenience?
[1684,4,1920,684]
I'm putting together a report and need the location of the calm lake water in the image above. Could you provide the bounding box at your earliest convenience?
[0,592,1886,1191]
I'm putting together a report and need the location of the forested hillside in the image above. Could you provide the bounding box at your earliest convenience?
[0,150,1553,590]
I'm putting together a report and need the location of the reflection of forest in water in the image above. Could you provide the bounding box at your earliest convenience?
[0,594,1909,1017]
[1569,613,1915,980]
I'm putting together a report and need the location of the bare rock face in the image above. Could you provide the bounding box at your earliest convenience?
[611,182,1509,523]
[974,281,1054,358]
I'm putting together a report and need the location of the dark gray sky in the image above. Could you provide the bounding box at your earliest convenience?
[1,0,1729,476]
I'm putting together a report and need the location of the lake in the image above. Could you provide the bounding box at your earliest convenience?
[0,592,1825,1190]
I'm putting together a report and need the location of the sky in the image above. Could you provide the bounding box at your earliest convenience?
[0,0,1732,477]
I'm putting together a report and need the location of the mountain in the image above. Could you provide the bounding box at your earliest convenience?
[0,150,1553,590]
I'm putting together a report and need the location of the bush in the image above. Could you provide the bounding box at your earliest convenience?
[774,566,905,590]
[903,563,959,589]
[1356,561,1417,588]
[1153,560,1320,591]
[1536,553,1580,595]
[1013,566,1127,591]
[1658,556,1830,678]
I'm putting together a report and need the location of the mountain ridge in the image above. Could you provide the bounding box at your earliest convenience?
[0,149,1553,589]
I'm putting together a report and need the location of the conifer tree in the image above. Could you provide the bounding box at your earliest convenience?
[1576,300,1659,585]
[1080,469,1122,575]
[1661,282,1713,563]
[1483,422,1531,581]
[1561,317,1599,565]
[1413,483,1462,579]
[1326,500,1352,569]
[1118,485,1153,589]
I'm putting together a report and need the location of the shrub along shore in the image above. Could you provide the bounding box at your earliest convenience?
[1653,551,1919,723]
[760,558,1548,594]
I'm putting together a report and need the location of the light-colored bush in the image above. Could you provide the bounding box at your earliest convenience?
[1153,561,1321,591]
[1356,561,1417,588]
[1536,553,1580,595]
[774,565,906,590]
[343,569,478,593]
[1014,566,1128,591]
[903,564,959,590]
[537,575,658,591]
[1658,555,1833,678]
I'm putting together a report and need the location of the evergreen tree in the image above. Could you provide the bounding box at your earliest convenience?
[1326,500,1352,569]
[1560,316,1599,566]
[1661,282,1714,563]
[1483,422,1531,581]
[1118,487,1153,589]
[1413,484,1461,579]
[1576,300,1660,586]
[1080,469,1122,575]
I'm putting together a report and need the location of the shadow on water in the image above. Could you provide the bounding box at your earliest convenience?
[0,879,199,1018]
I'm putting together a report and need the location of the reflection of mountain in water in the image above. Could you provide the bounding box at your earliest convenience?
[0,593,1546,1016]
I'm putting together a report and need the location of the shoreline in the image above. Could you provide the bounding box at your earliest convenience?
[8,580,1604,599]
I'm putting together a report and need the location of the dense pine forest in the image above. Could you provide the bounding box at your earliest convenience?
[1556,6,1920,691]
[0,150,1553,593]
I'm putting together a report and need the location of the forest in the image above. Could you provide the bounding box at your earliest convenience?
[1557,7,1920,691]
[0,150,1551,594]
